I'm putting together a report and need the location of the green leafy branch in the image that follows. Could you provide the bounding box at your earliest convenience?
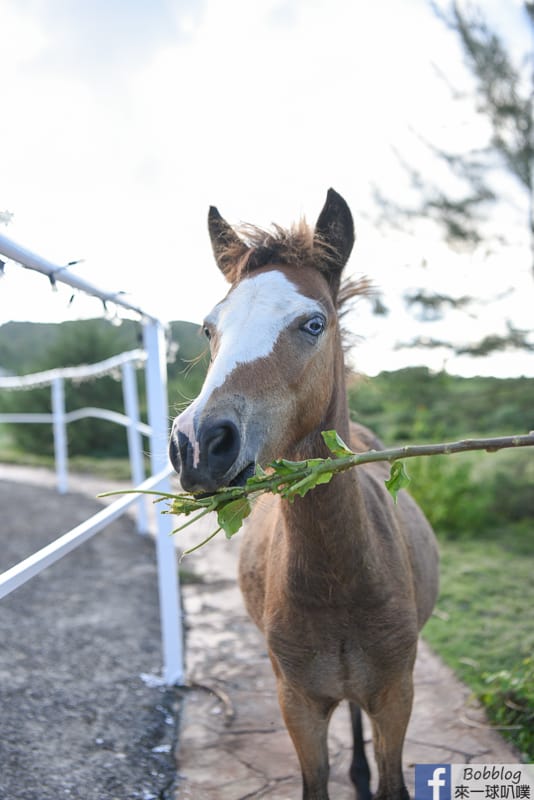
[100,430,534,557]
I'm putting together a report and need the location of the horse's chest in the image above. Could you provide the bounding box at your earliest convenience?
[266,612,379,703]
[264,591,418,707]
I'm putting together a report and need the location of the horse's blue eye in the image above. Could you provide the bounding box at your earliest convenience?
[301,316,325,337]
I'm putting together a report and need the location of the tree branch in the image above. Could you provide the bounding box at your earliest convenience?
[102,431,534,553]
[341,432,534,463]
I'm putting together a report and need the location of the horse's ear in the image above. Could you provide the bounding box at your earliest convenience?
[208,206,248,283]
[314,189,355,290]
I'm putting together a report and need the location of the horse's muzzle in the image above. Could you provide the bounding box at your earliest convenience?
[169,418,243,493]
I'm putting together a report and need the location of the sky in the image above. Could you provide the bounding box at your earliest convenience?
[0,0,532,378]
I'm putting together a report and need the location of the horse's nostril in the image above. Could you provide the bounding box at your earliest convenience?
[169,430,196,474]
[208,425,234,456]
[177,431,191,465]
[202,420,240,479]
[169,436,181,473]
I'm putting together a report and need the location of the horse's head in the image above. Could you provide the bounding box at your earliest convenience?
[169,189,358,493]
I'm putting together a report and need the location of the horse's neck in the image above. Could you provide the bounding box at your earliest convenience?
[290,354,352,459]
[278,460,379,607]
[279,371,377,591]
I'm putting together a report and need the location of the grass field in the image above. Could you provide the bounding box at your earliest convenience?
[424,525,534,759]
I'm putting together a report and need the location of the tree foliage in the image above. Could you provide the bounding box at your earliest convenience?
[0,317,207,458]
[376,1,534,355]
[348,366,534,443]
[0,319,140,456]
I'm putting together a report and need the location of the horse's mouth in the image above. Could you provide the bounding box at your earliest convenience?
[229,462,256,488]
[193,462,255,499]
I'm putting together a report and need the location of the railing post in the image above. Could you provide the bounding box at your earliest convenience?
[142,319,184,685]
[121,360,149,534]
[51,376,68,494]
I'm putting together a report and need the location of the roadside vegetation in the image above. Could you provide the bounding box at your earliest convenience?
[1,322,532,757]
[350,369,534,760]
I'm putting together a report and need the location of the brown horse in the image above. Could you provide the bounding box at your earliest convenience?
[169,189,439,800]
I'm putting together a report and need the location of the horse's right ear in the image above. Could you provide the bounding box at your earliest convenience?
[208,206,248,283]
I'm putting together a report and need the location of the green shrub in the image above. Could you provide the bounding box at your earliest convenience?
[485,450,534,523]
[407,453,493,536]
[479,657,534,759]
[349,367,534,443]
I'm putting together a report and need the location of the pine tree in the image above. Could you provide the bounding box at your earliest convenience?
[376,1,534,357]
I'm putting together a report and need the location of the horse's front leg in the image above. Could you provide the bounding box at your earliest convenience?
[368,673,414,800]
[276,678,336,800]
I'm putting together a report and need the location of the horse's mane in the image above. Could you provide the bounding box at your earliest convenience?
[221,219,371,316]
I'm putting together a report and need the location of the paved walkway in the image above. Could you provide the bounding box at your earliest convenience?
[0,466,181,800]
[175,514,520,799]
[0,464,520,800]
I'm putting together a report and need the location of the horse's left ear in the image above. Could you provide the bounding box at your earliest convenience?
[208,206,248,283]
[314,189,355,289]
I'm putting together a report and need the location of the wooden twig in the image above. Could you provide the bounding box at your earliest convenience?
[100,431,534,547]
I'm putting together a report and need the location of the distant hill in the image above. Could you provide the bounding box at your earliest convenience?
[0,318,205,377]
[0,321,65,375]
[0,317,208,457]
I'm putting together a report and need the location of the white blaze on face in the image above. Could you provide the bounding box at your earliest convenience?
[175,271,324,465]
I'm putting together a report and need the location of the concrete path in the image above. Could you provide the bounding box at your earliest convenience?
[175,517,520,799]
[0,464,520,800]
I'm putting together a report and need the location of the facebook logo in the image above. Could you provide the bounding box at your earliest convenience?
[415,764,451,800]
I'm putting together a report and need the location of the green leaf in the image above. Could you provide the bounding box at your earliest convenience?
[217,497,252,539]
[315,471,334,485]
[306,458,329,468]
[321,430,354,457]
[385,461,410,504]
[282,470,333,500]
[170,495,209,515]
[270,457,308,475]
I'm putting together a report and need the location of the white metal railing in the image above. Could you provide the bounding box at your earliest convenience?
[0,350,150,526]
[0,233,159,321]
[0,348,147,389]
[0,232,184,686]
[0,466,171,599]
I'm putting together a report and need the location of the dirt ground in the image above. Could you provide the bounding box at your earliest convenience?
[0,475,182,800]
